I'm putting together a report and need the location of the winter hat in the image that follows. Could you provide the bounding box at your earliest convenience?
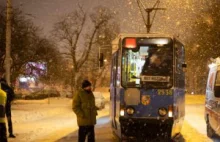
[0,78,6,83]
[82,80,92,88]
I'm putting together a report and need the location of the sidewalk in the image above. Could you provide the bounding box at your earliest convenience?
[56,116,116,142]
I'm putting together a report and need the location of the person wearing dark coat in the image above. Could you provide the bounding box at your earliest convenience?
[0,78,15,138]
[72,80,98,142]
[0,87,7,142]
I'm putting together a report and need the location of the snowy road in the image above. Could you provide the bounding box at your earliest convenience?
[185,105,207,135]
[7,96,220,142]
[184,105,219,142]
[57,104,216,142]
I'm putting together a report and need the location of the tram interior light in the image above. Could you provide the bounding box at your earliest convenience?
[156,39,169,45]
[124,38,137,49]
[135,79,140,84]
[139,38,170,45]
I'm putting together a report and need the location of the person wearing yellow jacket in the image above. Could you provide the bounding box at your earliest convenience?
[0,86,7,142]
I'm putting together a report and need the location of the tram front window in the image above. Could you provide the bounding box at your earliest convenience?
[122,38,173,88]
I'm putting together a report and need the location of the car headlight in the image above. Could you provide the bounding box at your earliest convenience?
[158,107,167,117]
[126,107,135,115]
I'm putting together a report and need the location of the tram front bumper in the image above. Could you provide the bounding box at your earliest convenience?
[119,117,174,138]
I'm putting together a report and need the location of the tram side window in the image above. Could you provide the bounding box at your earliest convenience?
[214,71,220,98]
[175,40,185,88]
[175,41,184,74]
[111,51,119,87]
[117,51,121,87]
[111,57,114,86]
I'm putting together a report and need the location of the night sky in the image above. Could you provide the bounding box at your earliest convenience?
[0,0,212,41]
[0,0,128,35]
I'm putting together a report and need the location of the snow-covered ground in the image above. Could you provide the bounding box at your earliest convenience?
[8,98,75,142]
[7,93,220,142]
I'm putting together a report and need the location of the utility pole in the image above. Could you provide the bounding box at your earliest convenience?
[145,7,166,33]
[137,0,166,33]
[5,0,12,86]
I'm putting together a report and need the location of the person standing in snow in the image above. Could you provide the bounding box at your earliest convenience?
[0,70,16,138]
[0,84,7,142]
[0,78,15,138]
[72,80,98,142]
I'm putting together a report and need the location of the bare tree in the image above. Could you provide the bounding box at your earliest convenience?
[85,21,120,90]
[0,8,61,83]
[52,5,113,93]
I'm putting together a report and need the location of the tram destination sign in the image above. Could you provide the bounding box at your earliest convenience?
[141,76,170,82]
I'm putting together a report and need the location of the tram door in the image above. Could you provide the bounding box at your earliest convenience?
[111,51,118,129]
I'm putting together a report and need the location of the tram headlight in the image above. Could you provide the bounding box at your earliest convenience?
[168,105,173,117]
[126,107,135,115]
[120,109,125,116]
[158,107,167,117]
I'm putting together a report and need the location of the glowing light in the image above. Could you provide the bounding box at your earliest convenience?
[156,39,169,45]
[158,108,167,117]
[19,77,27,82]
[126,107,135,115]
[117,81,120,86]
[124,38,136,48]
[168,105,173,117]
[168,111,173,117]
[120,109,125,116]
[208,63,216,68]
[135,79,140,84]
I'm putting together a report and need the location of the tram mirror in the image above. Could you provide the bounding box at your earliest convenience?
[182,63,187,68]
[182,63,187,72]
[214,86,220,98]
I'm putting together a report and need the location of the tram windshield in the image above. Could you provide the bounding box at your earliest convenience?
[122,37,173,88]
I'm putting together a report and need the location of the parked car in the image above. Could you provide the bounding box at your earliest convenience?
[205,57,220,138]
[93,92,105,109]
[24,89,60,100]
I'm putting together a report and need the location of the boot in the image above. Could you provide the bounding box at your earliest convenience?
[9,134,16,138]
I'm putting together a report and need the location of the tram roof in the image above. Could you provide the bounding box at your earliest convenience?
[116,33,175,39]
[210,57,220,65]
[111,33,180,54]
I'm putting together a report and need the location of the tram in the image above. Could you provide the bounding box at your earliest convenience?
[110,33,186,141]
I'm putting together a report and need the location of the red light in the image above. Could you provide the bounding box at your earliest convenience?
[125,38,136,48]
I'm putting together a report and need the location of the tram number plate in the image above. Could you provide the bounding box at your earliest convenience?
[141,76,170,82]
[157,89,173,96]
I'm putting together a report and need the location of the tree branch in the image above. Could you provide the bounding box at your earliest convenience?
[71,11,86,71]
[77,18,108,70]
